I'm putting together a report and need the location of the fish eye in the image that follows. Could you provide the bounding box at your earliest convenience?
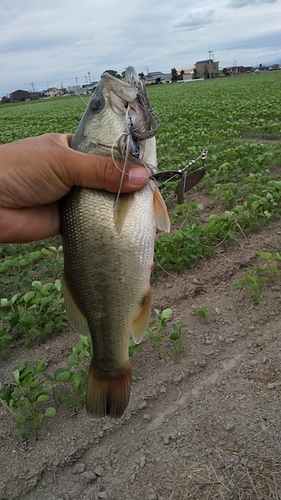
[89,96,105,113]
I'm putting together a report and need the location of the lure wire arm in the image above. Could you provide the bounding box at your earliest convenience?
[150,148,208,191]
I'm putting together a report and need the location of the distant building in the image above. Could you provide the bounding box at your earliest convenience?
[178,66,194,81]
[46,87,60,97]
[30,91,43,100]
[9,89,30,102]
[82,82,99,93]
[67,85,84,95]
[195,60,219,79]
[226,66,251,74]
[145,71,171,84]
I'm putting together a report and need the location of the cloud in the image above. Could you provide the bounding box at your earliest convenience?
[173,9,215,30]
[227,0,277,8]
[222,28,281,50]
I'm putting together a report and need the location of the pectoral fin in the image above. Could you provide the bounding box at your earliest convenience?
[153,187,170,233]
[63,274,90,335]
[132,288,152,344]
[114,193,133,233]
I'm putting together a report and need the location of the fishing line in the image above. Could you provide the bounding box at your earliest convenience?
[110,134,129,175]
[114,134,131,207]
[1,0,88,105]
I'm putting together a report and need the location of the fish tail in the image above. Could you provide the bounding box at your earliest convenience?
[86,360,132,418]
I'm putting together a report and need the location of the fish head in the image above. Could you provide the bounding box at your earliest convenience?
[71,67,160,170]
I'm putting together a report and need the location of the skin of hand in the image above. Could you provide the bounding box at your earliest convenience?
[0,133,149,243]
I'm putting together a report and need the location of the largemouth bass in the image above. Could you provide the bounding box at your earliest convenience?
[59,66,170,418]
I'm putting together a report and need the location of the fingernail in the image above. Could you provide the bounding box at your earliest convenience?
[128,167,149,187]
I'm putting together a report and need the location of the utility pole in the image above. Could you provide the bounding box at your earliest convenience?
[208,50,214,80]
[88,71,91,83]
[31,82,35,92]
[75,77,79,86]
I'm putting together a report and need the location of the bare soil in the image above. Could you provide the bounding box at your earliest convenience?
[1,218,281,500]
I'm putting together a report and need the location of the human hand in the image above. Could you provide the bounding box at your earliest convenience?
[0,133,149,243]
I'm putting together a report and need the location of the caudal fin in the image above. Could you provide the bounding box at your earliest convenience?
[86,360,132,418]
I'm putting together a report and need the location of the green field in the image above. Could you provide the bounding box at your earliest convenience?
[0,73,280,437]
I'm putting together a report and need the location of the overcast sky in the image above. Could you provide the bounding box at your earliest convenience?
[1,0,281,96]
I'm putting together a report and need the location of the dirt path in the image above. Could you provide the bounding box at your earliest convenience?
[1,219,281,500]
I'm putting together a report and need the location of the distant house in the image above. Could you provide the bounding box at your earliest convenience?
[9,89,30,102]
[226,66,250,74]
[46,87,60,97]
[195,60,219,79]
[178,66,194,81]
[145,71,171,84]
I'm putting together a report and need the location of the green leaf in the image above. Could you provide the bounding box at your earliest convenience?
[36,394,50,403]
[73,374,84,391]
[197,309,206,319]
[54,370,71,382]
[9,312,20,328]
[67,353,78,366]
[160,308,173,320]
[23,291,35,303]
[21,314,35,327]
[0,298,10,307]
[34,359,46,374]
[54,279,62,292]
[20,362,35,378]
[19,428,27,439]
[259,251,272,260]
[32,281,42,289]
[13,369,20,384]
[13,414,26,424]
[44,407,56,419]
[144,332,154,340]
[11,294,20,305]
[43,372,55,383]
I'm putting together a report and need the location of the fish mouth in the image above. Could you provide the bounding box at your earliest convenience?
[102,71,139,103]
[101,68,160,141]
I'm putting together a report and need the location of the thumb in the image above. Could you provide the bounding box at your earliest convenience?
[64,138,150,193]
